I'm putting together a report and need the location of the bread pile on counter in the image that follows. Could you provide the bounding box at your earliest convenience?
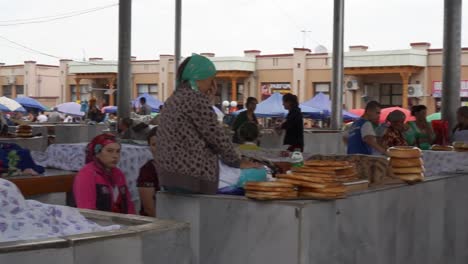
[387,146,424,183]
[430,145,454,151]
[453,142,468,152]
[244,181,297,200]
[15,125,33,138]
[244,160,361,201]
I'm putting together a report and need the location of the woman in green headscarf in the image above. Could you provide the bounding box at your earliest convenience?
[155,55,262,194]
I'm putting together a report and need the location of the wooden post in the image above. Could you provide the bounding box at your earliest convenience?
[108,77,116,105]
[231,78,237,102]
[74,78,81,101]
[400,72,411,109]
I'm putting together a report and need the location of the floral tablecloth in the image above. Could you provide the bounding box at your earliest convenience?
[422,150,468,177]
[31,143,152,204]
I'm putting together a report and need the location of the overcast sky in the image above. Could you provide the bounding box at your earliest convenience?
[0,0,467,65]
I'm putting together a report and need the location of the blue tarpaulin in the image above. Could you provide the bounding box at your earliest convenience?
[234,93,323,118]
[300,92,359,120]
[132,93,163,112]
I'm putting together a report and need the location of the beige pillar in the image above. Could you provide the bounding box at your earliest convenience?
[400,72,411,109]
[231,78,237,102]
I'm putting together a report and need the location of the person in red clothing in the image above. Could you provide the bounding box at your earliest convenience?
[137,127,159,217]
[73,133,136,214]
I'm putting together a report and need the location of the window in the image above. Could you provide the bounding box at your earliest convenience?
[2,85,12,97]
[16,85,24,96]
[313,82,331,96]
[379,84,402,107]
[273,58,279,66]
[137,84,158,97]
[70,84,91,102]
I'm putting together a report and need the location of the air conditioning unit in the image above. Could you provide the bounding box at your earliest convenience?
[345,79,359,90]
[408,84,423,97]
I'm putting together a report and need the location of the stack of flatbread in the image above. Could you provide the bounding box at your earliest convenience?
[244,181,297,200]
[275,160,353,200]
[387,146,425,183]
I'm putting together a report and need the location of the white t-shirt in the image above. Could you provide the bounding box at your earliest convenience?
[361,121,376,138]
[37,114,48,123]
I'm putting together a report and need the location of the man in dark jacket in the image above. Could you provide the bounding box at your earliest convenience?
[281,93,304,152]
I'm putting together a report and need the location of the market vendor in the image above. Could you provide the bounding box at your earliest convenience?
[232,97,258,143]
[137,127,159,217]
[344,101,386,155]
[155,54,261,194]
[381,110,408,148]
[73,133,135,214]
[406,105,435,150]
[453,106,468,142]
[280,93,304,152]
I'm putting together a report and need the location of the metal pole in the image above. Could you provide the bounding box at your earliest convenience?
[175,0,182,73]
[441,0,462,134]
[330,0,344,130]
[117,0,132,120]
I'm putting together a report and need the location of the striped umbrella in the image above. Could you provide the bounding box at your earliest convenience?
[0,96,25,112]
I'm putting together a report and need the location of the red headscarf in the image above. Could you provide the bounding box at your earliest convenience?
[85,133,118,164]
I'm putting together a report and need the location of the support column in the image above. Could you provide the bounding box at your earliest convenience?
[330,0,345,130]
[74,78,81,101]
[117,0,132,119]
[400,72,411,109]
[174,0,182,74]
[442,0,462,133]
[108,77,116,106]
[11,84,16,98]
[231,78,237,102]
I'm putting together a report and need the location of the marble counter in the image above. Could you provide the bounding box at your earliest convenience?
[54,124,108,144]
[158,173,468,264]
[0,136,46,151]
[0,209,191,264]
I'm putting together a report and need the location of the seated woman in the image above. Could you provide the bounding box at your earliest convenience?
[155,54,261,194]
[381,110,408,149]
[137,127,159,217]
[73,133,135,214]
[453,106,468,142]
[406,105,435,150]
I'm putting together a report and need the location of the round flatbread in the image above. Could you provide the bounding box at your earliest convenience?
[387,146,421,158]
[389,158,424,168]
[245,191,298,200]
[304,160,351,167]
[244,181,294,188]
[244,186,296,192]
[299,191,345,200]
[276,178,338,189]
[392,166,424,174]
[292,167,336,176]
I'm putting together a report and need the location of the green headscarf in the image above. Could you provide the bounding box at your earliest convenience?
[179,54,217,91]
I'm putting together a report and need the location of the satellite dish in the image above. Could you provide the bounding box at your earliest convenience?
[314,45,328,53]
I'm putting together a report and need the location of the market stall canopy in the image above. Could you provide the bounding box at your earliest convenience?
[234,93,322,118]
[101,106,117,114]
[426,112,441,122]
[56,102,85,117]
[132,93,163,112]
[301,92,359,120]
[0,96,26,112]
[349,108,364,117]
[380,107,415,123]
[15,96,48,111]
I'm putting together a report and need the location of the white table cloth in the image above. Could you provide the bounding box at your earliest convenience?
[422,150,468,177]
